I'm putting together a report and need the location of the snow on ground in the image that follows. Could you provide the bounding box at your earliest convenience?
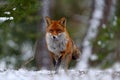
[0,68,120,80]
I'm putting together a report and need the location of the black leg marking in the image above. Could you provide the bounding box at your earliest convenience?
[52,58,56,67]
[55,56,62,73]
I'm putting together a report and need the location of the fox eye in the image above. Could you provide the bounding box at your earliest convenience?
[57,29,62,33]
[49,29,53,32]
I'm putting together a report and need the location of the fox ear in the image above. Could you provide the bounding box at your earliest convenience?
[45,16,52,26]
[59,17,66,27]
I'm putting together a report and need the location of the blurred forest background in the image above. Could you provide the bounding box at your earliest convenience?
[0,0,120,70]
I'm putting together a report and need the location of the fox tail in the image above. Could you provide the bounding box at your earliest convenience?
[72,46,81,60]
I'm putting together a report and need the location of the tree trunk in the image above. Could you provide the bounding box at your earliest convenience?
[76,0,105,69]
[35,0,54,70]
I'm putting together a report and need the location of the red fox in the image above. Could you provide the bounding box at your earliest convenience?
[45,17,80,73]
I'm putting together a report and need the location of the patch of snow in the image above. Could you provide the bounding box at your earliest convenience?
[0,61,6,71]
[113,16,117,26]
[102,24,106,29]
[13,8,16,11]
[0,68,120,80]
[0,56,17,70]
[112,62,120,71]
[0,17,14,23]
[7,40,18,50]
[90,54,98,61]
[4,12,10,15]
[110,33,114,39]
[21,42,34,61]
[97,40,102,45]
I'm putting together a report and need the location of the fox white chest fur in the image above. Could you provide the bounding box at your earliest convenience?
[46,32,68,56]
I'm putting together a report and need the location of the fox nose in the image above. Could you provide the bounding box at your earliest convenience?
[53,36,56,39]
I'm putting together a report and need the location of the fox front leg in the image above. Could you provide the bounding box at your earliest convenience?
[54,56,62,74]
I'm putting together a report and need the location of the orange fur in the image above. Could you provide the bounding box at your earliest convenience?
[45,17,80,73]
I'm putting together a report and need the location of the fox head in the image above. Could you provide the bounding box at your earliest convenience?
[45,17,67,41]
